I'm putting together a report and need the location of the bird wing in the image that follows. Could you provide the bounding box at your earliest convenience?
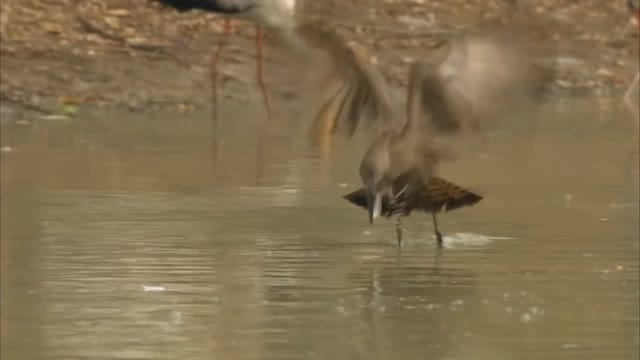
[392,172,483,213]
[291,22,396,137]
[419,176,483,213]
[406,30,547,136]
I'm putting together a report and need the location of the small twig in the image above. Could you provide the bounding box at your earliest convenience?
[76,15,124,44]
[1,73,54,97]
[75,15,192,66]
[0,91,51,114]
[75,15,172,53]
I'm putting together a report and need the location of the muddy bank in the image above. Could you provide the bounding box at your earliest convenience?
[0,0,638,119]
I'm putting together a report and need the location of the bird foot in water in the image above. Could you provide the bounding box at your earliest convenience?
[435,231,444,248]
[395,222,403,248]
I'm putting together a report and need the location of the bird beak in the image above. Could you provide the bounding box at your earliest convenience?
[366,189,382,224]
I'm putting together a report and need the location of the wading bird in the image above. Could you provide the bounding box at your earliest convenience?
[155,0,297,119]
[300,29,546,247]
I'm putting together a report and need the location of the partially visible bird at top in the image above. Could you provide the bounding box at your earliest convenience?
[155,0,298,120]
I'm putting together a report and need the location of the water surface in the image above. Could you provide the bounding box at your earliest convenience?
[1,101,638,359]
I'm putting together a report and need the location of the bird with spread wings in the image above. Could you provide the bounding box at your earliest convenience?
[281,24,549,246]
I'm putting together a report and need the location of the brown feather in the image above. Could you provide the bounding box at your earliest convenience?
[409,30,555,136]
[342,175,482,218]
[293,22,395,137]
[421,177,483,213]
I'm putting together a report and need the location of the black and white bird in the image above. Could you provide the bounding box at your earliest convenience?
[155,0,298,118]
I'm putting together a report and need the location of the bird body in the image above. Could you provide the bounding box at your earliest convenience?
[250,0,297,30]
[343,175,482,219]
[156,0,296,28]
[343,173,483,246]
[156,0,256,14]
[358,130,445,223]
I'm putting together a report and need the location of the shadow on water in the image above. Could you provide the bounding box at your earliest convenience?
[0,100,638,359]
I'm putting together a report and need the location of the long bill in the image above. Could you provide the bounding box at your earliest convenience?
[365,185,382,224]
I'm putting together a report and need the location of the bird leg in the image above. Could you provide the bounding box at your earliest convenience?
[211,19,234,122]
[431,212,444,248]
[394,216,403,248]
[255,26,272,119]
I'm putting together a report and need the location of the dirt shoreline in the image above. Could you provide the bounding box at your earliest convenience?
[0,0,638,120]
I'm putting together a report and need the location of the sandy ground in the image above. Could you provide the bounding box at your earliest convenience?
[0,0,638,119]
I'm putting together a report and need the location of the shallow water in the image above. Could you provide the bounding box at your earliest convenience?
[1,101,638,359]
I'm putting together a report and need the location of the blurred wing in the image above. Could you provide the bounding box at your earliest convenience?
[405,40,453,132]
[290,23,396,137]
[407,30,551,135]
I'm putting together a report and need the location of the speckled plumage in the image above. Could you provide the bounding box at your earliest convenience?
[343,175,483,218]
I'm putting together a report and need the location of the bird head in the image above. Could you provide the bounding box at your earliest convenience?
[359,135,392,224]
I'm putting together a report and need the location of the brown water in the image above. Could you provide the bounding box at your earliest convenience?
[1,101,638,360]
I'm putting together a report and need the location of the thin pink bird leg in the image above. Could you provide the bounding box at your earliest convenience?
[255,26,272,119]
[211,19,233,120]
